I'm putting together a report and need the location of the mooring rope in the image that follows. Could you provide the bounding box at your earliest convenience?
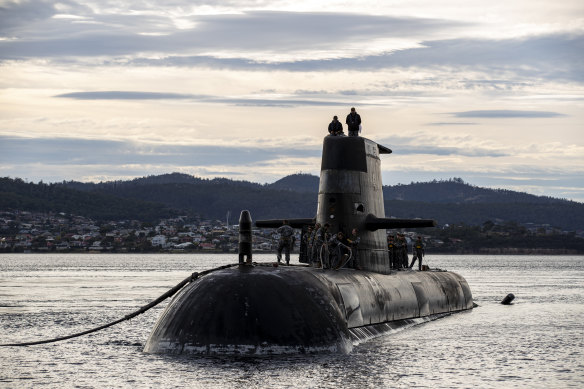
[0,263,239,347]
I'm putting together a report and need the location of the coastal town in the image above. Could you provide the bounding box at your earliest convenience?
[0,210,279,253]
[1,210,582,255]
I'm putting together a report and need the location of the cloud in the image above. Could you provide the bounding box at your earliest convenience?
[0,136,320,167]
[0,0,58,33]
[56,91,204,100]
[120,34,584,82]
[1,5,581,83]
[451,110,566,118]
[426,122,478,126]
[376,134,510,157]
[394,145,509,157]
[0,11,463,58]
[54,90,357,107]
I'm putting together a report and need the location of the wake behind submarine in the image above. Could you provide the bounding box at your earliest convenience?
[144,135,474,354]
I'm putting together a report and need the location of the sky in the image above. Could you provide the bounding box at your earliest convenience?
[0,0,583,201]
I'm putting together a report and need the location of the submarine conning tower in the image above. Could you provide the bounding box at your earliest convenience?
[318,136,390,273]
[317,135,433,274]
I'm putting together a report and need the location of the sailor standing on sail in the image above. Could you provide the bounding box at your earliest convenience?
[345,107,361,136]
[328,116,344,136]
[276,220,294,265]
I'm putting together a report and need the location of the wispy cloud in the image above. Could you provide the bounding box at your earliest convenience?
[451,110,566,118]
[0,136,320,166]
[56,91,206,100]
[0,11,463,58]
[54,91,353,107]
[427,122,478,126]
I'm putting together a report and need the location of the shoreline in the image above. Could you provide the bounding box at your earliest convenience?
[2,249,583,255]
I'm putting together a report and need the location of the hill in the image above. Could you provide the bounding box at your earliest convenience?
[267,174,320,193]
[60,173,315,221]
[382,178,567,204]
[1,174,582,231]
[0,177,179,222]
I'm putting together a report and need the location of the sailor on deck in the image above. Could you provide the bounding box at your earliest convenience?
[328,231,346,268]
[409,236,426,271]
[276,220,294,265]
[388,235,397,270]
[346,228,361,269]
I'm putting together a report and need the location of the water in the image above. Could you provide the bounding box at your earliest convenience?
[1,254,583,388]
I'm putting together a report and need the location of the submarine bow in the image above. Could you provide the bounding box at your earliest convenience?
[144,266,352,354]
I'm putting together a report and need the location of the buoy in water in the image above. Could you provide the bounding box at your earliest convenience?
[501,293,515,305]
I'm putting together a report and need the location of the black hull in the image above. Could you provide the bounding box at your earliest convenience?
[144,264,473,354]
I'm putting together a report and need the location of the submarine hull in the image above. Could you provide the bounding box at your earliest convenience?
[144,265,473,355]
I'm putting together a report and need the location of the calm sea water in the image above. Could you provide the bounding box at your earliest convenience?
[0,253,582,388]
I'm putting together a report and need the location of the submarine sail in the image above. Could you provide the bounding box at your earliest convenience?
[144,135,474,354]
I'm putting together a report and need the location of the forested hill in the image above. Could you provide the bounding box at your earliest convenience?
[0,177,179,222]
[382,178,568,204]
[58,173,315,221]
[1,174,582,230]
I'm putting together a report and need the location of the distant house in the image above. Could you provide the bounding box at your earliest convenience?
[89,241,103,251]
[56,242,70,251]
[175,242,194,249]
[151,235,167,247]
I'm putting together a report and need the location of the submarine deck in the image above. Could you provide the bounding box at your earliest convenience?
[144,264,473,354]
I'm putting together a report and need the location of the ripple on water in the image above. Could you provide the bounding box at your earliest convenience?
[0,254,583,388]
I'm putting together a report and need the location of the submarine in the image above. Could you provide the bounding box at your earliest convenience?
[143,134,474,354]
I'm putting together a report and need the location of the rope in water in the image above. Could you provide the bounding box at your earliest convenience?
[0,263,239,347]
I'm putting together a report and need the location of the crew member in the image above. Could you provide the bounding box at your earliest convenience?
[309,223,321,266]
[346,228,361,269]
[400,234,409,268]
[276,220,294,265]
[328,116,344,136]
[314,223,330,268]
[410,236,425,271]
[299,225,312,263]
[387,235,397,270]
[345,107,361,136]
[328,231,346,269]
[393,234,402,268]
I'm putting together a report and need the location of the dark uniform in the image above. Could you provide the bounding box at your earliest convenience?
[314,224,330,268]
[345,107,361,136]
[328,232,345,269]
[346,228,360,269]
[328,116,344,136]
[309,223,320,265]
[388,235,397,269]
[393,236,403,268]
[400,235,409,268]
[299,226,311,263]
[276,222,294,265]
